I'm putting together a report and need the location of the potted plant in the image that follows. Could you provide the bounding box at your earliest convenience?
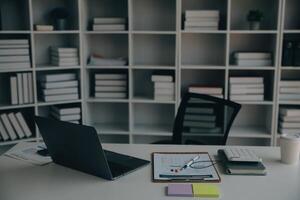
[247,10,263,30]
[50,7,69,30]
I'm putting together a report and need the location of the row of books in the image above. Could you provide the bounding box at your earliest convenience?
[0,112,32,141]
[233,52,272,66]
[278,107,300,134]
[282,40,300,66]
[188,85,223,98]
[50,47,79,67]
[50,105,81,124]
[229,77,264,101]
[92,17,126,31]
[94,73,127,99]
[0,39,31,70]
[10,72,34,105]
[184,10,219,31]
[279,81,300,101]
[151,72,174,101]
[38,73,79,102]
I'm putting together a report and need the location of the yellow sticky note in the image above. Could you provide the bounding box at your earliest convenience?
[192,183,220,198]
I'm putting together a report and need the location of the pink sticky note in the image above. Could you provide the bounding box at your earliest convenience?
[167,184,193,197]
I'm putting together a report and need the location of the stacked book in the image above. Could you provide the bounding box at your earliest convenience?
[229,77,264,101]
[94,73,127,99]
[0,39,31,70]
[50,47,79,67]
[188,85,223,98]
[50,105,81,124]
[92,17,126,31]
[279,81,300,101]
[151,72,175,101]
[278,107,300,134]
[38,73,79,102]
[0,112,32,142]
[10,72,34,105]
[233,52,272,67]
[184,10,219,31]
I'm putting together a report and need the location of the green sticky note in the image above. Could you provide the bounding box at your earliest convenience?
[192,183,220,198]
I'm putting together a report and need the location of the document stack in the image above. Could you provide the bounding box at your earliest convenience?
[38,73,79,102]
[50,105,81,124]
[94,73,127,99]
[233,52,272,66]
[0,112,32,141]
[92,18,126,31]
[151,72,175,101]
[229,77,264,101]
[188,85,223,98]
[50,47,79,67]
[10,72,34,105]
[279,81,300,101]
[279,107,300,134]
[184,10,219,31]
[0,39,31,70]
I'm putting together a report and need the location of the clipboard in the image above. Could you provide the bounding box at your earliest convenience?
[152,152,221,183]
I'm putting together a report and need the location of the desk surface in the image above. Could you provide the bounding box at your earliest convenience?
[0,144,299,200]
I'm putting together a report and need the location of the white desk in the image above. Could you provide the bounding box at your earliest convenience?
[0,144,299,200]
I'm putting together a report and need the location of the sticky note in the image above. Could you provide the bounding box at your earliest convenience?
[192,183,220,198]
[167,184,193,197]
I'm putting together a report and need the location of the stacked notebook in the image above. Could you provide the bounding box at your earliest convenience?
[278,107,300,134]
[0,112,32,141]
[184,10,219,31]
[50,47,79,66]
[0,39,31,70]
[229,77,264,101]
[10,72,34,105]
[233,52,272,67]
[50,105,81,124]
[94,73,127,99]
[92,17,126,31]
[39,73,79,102]
[279,80,300,101]
[151,72,174,101]
[188,85,223,98]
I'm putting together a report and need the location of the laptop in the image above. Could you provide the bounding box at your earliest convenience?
[35,116,150,180]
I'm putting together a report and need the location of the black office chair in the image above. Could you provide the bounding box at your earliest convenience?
[153,92,241,145]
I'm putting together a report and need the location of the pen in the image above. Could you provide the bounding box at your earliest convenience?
[180,155,200,170]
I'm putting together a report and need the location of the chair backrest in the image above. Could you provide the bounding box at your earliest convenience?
[172,92,241,145]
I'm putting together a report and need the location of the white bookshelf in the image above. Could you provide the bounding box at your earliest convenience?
[0,0,298,146]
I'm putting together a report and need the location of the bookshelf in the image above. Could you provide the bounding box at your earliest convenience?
[0,0,298,147]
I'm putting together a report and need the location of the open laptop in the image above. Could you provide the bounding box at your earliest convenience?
[35,116,150,180]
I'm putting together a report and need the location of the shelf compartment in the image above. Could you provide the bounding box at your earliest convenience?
[132,34,175,66]
[181,0,228,30]
[32,0,79,30]
[227,137,271,146]
[230,0,279,30]
[132,0,176,31]
[34,34,80,67]
[0,0,30,30]
[284,0,300,30]
[132,103,175,136]
[281,33,300,67]
[82,0,128,31]
[229,34,277,67]
[84,34,128,67]
[181,33,226,66]
[86,102,129,133]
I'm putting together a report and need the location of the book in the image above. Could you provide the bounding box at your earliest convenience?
[41,80,78,89]
[8,113,25,139]
[0,114,17,140]
[280,87,300,93]
[154,82,175,89]
[51,61,79,66]
[235,59,272,66]
[0,62,31,69]
[151,75,173,82]
[0,39,29,45]
[51,105,81,115]
[279,108,300,117]
[22,73,29,104]
[186,17,219,22]
[15,112,32,138]
[0,44,29,49]
[279,122,300,128]
[93,17,126,24]
[229,77,264,84]
[188,86,222,94]
[279,94,300,100]
[95,74,127,80]
[186,107,214,114]
[28,73,33,103]
[35,25,54,31]
[17,73,23,104]
[39,73,76,82]
[184,21,219,27]
[278,127,300,134]
[234,52,272,60]
[154,88,174,95]
[184,121,216,128]
[230,95,264,101]
[51,52,78,58]
[95,92,127,98]
[230,84,264,89]
[184,26,218,31]
[0,55,30,62]
[10,76,18,105]
[154,94,174,101]
[51,57,79,63]
[93,24,126,31]
[185,10,220,18]
[51,47,78,53]
[51,112,81,121]
[279,115,300,122]
[95,86,127,92]
[43,87,78,96]
[95,80,127,86]
[230,88,264,95]
[0,49,29,56]
[280,81,300,87]
[43,93,79,102]
[0,119,9,141]
[184,114,216,122]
